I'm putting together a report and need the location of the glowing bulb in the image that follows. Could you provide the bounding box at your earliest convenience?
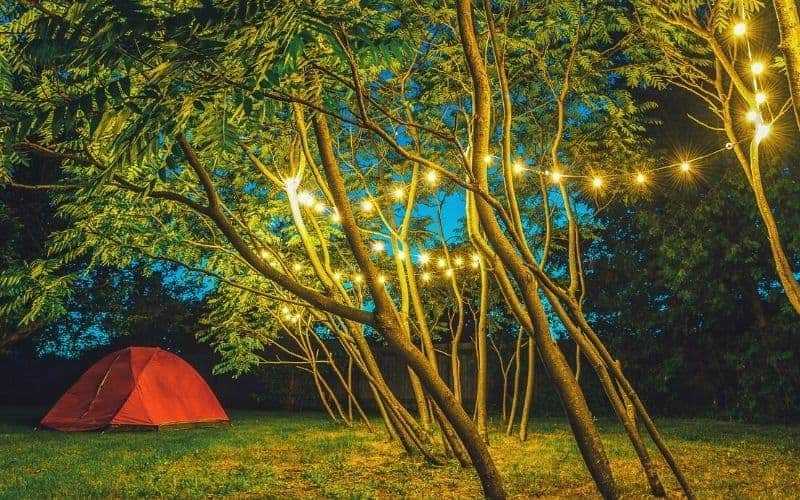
[332,271,342,281]
[444,268,454,277]
[551,171,562,183]
[436,258,446,269]
[751,61,765,75]
[353,273,364,283]
[377,274,387,284]
[292,262,303,272]
[397,250,406,259]
[453,256,464,267]
[297,191,315,207]
[331,211,341,223]
[360,199,374,212]
[313,202,326,214]
[471,260,480,269]
[260,249,269,259]
[636,172,647,184]
[421,272,431,282]
[425,170,438,184]
[732,22,747,36]
[755,92,767,105]
[392,186,405,200]
[592,176,603,189]
[746,110,760,122]
[680,161,691,173]
[281,305,290,315]
[371,240,386,253]
[483,154,493,164]
[418,252,430,265]
[513,161,525,174]
[755,123,771,143]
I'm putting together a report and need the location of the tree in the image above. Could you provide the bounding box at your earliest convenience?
[0,1,697,497]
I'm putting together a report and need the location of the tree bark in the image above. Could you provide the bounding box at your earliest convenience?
[773,0,800,133]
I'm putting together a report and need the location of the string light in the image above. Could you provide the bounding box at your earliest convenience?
[425,170,438,184]
[550,171,563,183]
[592,176,603,189]
[746,110,759,122]
[732,21,747,36]
[353,273,364,284]
[436,258,446,269]
[332,271,342,281]
[680,161,691,173]
[313,202,326,214]
[360,199,374,213]
[635,172,647,185]
[397,250,406,259]
[297,191,315,207]
[377,274,387,284]
[751,61,765,75]
[444,268,454,277]
[371,240,386,253]
[292,262,303,272]
[513,161,525,174]
[418,252,430,265]
[483,154,493,164]
[755,92,767,105]
[392,186,405,200]
[453,256,464,267]
[331,211,341,223]
[421,272,431,282]
[755,123,771,143]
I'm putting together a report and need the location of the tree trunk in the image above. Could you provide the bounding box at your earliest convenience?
[773,0,800,133]
[506,331,524,435]
[518,332,536,441]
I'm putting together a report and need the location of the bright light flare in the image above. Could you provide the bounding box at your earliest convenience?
[425,170,438,185]
[418,252,430,265]
[550,171,563,183]
[392,186,405,200]
[755,123,771,143]
[755,92,767,105]
[371,240,386,253]
[751,61,765,75]
[360,199,374,213]
[592,176,603,189]
[297,191,315,207]
[680,161,691,173]
[746,110,760,122]
[635,172,647,185]
[732,22,747,36]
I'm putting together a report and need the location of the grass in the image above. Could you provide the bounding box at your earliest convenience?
[0,407,798,498]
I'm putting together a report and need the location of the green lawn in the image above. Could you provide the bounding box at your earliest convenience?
[0,407,798,498]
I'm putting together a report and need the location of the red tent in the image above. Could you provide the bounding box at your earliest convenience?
[41,347,229,431]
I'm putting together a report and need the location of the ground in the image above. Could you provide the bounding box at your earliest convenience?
[0,408,798,498]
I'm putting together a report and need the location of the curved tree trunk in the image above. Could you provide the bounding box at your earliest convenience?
[772,0,800,133]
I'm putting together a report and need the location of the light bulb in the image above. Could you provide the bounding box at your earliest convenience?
[746,110,759,122]
[755,92,767,105]
[292,262,303,272]
[397,250,405,259]
[444,268,454,277]
[513,161,525,174]
[313,202,326,214]
[332,271,342,281]
[360,199,374,212]
[331,211,341,223]
[418,252,430,265]
[453,256,464,267]
[551,171,562,183]
[755,123,771,143]
[732,22,747,36]
[425,170,438,184]
[353,273,364,283]
[371,240,386,253]
[377,274,387,284]
[421,272,431,282]
[751,61,765,75]
[592,176,603,189]
[636,172,647,184]
[680,161,691,172]
[392,186,405,200]
[436,258,446,269]
[297,191,315,207]
[483,154,493,164]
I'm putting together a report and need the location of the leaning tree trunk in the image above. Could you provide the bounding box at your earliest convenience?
[772,0,800,134]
